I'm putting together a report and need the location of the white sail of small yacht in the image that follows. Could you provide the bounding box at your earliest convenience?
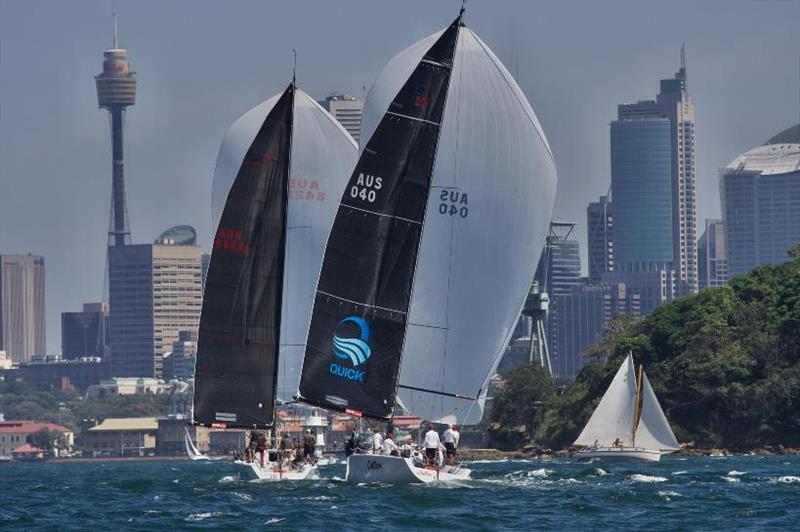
[575,353,679,462]
[184,427,210,461]
[297,9,557,484]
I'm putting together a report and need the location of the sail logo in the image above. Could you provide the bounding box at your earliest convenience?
[413,84,429,109]
[329,316,371,383]
[214,228,248,254]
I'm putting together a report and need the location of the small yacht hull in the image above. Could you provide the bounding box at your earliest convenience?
[235,460,319,481]
[576,447,662,462]
[345,454,471,484]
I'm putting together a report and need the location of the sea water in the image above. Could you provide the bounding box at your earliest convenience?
[1,455,798,530]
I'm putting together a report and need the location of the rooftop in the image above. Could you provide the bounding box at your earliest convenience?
[88,417,159,432]
[0,420,71,434]
[725,143,800,176]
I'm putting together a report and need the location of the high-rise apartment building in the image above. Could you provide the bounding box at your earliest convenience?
[0,255,46,363]
[587,195,614,283]
[720,126,799,278]
[108,243,202,377]
[697,219,727,289]
[61,302,109,360]
[612,46,697,293]
[555,282,640,379]
[318,94,364,145]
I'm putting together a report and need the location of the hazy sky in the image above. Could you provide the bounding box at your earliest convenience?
[1,0,798,354]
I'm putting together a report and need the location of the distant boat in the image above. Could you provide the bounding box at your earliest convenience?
[296,8,557,484]
[184,427,211,461]
[192,74,357,482]
[574,353,680,462]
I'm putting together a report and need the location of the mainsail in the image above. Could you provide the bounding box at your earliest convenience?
[193,84,294,428]
[574,354,638,447]
[635,372,680,451]
[298,14,557,423]
[211,89,358,403]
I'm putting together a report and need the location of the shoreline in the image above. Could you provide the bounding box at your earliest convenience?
[459,446,800,461]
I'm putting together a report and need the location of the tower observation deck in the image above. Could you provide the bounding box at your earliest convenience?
[95,15,136,247]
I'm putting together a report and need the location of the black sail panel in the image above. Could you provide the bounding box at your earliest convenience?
[193,84,293,428]
[299,19,460,420]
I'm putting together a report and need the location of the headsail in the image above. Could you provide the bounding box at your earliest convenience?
[193,83,294,428]
[635,372,680,451]
[298,17,462,419]
[574,354,638,447]
[211,90,358,403]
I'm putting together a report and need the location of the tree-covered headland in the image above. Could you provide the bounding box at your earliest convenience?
[489,247,800,451]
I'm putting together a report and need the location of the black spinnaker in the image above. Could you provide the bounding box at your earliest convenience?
[193,83,294,428]
[298,17,461,420]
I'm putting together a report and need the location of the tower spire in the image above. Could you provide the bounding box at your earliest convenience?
[113,12,118,49]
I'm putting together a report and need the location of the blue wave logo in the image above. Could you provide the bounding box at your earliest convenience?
[333,316,371,367]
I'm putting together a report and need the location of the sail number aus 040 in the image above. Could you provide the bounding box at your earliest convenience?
[438,189,469,218]
[350,172,382,203]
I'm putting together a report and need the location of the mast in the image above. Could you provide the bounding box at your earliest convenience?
[632,362,643,446]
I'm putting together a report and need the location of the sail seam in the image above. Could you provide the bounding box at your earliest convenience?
[316,290,406,315]
[385,111,441,126]
[420,58,452,69]
[341,203,422,225]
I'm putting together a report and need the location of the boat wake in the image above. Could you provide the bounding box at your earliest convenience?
[630,474,667,483]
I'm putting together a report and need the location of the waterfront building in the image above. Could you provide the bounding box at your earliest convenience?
[554,282,641,379]
[612,46,698,294]
[209,429,246,455]
[318,94,364,144]
[698,219,728,289]
[85,377,168,398]
[156,417,209,455]
[0,350,11,370]
[0,420,74,457]
[162,330,197,381]
[0,254,46,364]
[61,302,108,360]
[13,357,110,391]
[82,417,158,456]
[587,196,614,283]
[720,125,800,278]
[108,242,202,378]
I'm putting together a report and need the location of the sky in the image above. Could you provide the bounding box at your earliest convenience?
[1,0,798,355]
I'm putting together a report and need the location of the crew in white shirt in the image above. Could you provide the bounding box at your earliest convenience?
[442,424,460,465]
[382,430,399,456]
[372,427,384,454]
[423,424,441,467]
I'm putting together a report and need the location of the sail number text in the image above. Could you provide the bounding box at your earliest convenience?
[350,172,382,203]
[438,189,469,218]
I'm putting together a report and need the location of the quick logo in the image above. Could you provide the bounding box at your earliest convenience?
[329,316,371,383]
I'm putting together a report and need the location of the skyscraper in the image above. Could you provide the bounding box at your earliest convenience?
[96,15,136,247]
[61,303,108,360]
[697,219,727,289]
[612,45,697,293]
[0,255,46,363]
[318,94,364,145]
[587,195,614,283]
[720,125,800,278]
[108,242,202,378]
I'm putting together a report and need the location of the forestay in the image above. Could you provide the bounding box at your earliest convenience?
[635,372,680,451]
[194,84,293,428]
[211,89,358,403]
[574,354,638,447]
[361,24,558,424]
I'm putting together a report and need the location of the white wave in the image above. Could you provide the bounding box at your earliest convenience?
[630,474,667,483]
[527,468,553,478]
[770,476,800,484]
[299,495,335,501]
[594,468,609,476]
[233,491,253,501]
[722,476,740,483]
[171,479,179,484]
[557,478,581,484]
[185,512,222,522]
[219,475,238,483]
[672,471,687,475]
[330,476,346,482]
[658,490,681,498]
[727,470,746,476]
[265,518,285,525]
[330,505,338,510]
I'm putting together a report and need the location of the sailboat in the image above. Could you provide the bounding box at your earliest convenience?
[574,353,680,462]
[192,74,358,481]
[296,9,557,484]
[184,426,213,461]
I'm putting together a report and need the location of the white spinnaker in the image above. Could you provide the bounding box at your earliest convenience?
[361,27,557,424]
[635,372,680,451]
[211,89,357,402]
[574,354,637,447]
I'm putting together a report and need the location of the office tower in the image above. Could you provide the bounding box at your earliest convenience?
[201,253,210,289]
[720,125,800,278]
[61,303,109,360]
[96,15,136,247]
[612,45,697,293]
[587,195,614,283]
[162,330,198,381]
[555,282,640,379]
[602,269,676,315]
[0,255,46,363]
[318,94,364,144]
[108,242,202,377]
[697,219,727,289]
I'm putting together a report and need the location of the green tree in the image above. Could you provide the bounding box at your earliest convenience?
[487,364,555,449]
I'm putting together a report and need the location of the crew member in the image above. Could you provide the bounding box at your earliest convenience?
[255,431,268,467]
[442,424,460,466]
[344,431,356,457]
[613,438,622,448]
[423,424,441,467]
[279,433,293,466]
[382,430,399,456]
[372,427,384,455]
[303,429,316,463]
[400,437,414,458]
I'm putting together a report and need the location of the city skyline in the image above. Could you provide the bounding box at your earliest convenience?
[1,1,798,354]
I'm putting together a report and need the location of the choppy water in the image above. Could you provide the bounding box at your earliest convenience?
[1,455,798,530]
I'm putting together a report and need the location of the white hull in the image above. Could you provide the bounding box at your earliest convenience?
[235,460,318,481]
[576,447,663,462]
[345,454,471,484]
